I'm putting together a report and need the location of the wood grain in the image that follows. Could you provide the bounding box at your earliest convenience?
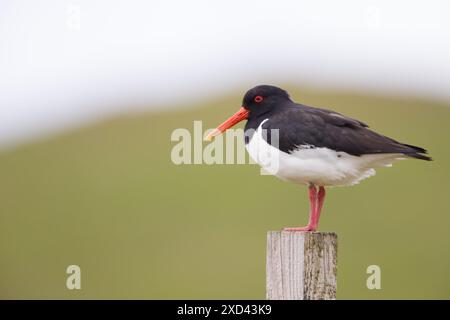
[266,231,337,300]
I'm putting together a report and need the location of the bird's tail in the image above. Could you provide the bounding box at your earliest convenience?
[401,143,432,161]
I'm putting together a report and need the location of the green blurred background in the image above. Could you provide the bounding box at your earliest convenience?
[1,87,449,299]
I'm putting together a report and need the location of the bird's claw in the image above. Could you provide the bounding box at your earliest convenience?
[283,226,317,232]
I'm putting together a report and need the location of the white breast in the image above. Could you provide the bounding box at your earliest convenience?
[246,119,404,187]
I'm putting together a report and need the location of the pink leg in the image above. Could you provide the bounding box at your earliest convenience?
[284,185,318,232]
[314,186,326,226]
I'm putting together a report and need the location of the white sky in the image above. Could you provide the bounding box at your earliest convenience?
[0,0,449,147]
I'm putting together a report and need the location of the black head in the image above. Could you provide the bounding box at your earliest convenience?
[242,85,292,118]
[206,85,292,141]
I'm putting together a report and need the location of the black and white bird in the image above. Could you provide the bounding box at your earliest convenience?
[206,85,431,231]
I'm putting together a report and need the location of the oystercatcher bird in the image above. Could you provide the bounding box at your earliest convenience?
[206,85,431,231]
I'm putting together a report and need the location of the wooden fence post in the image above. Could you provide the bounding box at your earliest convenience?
[266,231,337,300]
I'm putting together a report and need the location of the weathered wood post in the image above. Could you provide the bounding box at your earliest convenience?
[266,231,337,300]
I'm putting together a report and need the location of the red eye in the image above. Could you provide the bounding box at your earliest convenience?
[254,95,264,103]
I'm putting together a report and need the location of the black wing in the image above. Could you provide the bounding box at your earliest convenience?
[263,104,431,161]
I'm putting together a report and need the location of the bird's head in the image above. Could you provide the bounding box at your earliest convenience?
[206,85,291,140]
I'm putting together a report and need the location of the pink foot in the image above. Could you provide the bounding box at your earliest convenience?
[283,225,317,232]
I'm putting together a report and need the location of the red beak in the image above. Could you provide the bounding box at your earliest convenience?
[205,107,249,141]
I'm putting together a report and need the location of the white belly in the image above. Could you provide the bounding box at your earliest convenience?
[246,119,405,187]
